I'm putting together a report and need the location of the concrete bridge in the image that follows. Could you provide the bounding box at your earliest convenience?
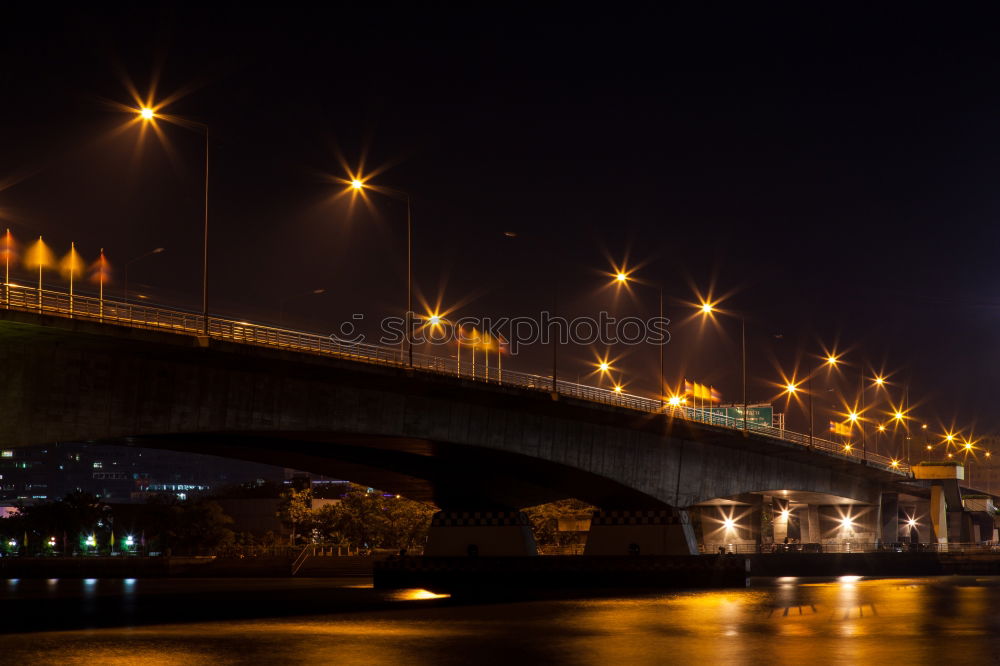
[0,287,981,555]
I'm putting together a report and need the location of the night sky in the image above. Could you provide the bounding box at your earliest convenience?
[2,5,998,437]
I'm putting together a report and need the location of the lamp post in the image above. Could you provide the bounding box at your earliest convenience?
[349,179,413,367]
[806,353,841,449]
[123,247,165,306]
[698,302,748,432]
[612,270,665,408]
[136,108,210,336]
[2,228,12,308]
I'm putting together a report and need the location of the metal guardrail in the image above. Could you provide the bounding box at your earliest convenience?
[1,283,911,476]
[705,542,1000,554]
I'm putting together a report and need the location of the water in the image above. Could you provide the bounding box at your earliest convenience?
[2,576,1000,664]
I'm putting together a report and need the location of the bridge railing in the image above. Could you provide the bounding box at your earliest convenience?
[1,283,910,476]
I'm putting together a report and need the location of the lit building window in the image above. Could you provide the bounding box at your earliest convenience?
[93,462,103,469]
[1,451,12,458]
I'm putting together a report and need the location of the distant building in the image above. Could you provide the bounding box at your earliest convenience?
[0,443,285,504]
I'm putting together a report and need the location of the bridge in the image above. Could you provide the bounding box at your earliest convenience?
[0,284,986,555]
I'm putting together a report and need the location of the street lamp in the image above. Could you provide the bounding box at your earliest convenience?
[123,247,166,306]
[348,178,414,367]
[612,268,665,407]
[803,352,841,449]
[697,301,748,433]
[135,107,210,336]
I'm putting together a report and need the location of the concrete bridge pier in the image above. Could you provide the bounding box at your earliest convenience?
[423,511,538,557]
[930,485,948,543]
[583,509,698,556]
[879,491,899,543]
[801,505,821,544]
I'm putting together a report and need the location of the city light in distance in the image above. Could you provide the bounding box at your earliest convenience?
[350,179,364,190]
[700,301,715,314]
[847,412,859,422]
[615,272,627,283]
[139,107,155,120]
[878,424,886,432]
[613,384,623,394]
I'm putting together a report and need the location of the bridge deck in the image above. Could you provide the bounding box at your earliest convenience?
[0,283,910,476]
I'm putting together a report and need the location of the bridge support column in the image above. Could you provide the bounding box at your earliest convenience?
[773,498,790,543]
[879,492,899,544]
[583,509,698,556]
[802,505,821,544]
[424,511,538,557]
[930,486,948,544]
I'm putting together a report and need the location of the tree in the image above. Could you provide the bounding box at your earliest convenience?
[311,484,434,551]
[278,488,313,545]
[524,499,595,548]
[172,500,235,555]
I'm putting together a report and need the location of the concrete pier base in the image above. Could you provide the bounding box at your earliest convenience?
[424,511,538,557]
[583,509,698,556]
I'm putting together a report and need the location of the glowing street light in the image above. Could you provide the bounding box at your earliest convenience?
[598,361,612,374]
[696,298,748,432]
[611,264,665,406]
[134,105,211,336]
[847,411,860,423]
[348,177,415,367]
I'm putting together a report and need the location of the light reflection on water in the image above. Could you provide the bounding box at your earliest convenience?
[3,577,1000,663]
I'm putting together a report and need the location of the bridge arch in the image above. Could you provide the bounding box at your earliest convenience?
[0,310,903,516]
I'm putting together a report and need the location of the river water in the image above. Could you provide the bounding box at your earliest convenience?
[2,576,999,664]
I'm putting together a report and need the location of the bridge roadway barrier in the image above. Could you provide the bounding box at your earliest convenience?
[374,554,751,593]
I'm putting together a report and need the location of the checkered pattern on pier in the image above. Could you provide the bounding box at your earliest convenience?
[590,509,688,526]
[431,510,531,527]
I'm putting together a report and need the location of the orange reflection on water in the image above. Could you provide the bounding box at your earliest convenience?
[390,588,451,601]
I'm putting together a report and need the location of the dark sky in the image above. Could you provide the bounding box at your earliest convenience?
[2,5,999,439]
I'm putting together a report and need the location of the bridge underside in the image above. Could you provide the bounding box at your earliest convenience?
[133,432,665,510]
